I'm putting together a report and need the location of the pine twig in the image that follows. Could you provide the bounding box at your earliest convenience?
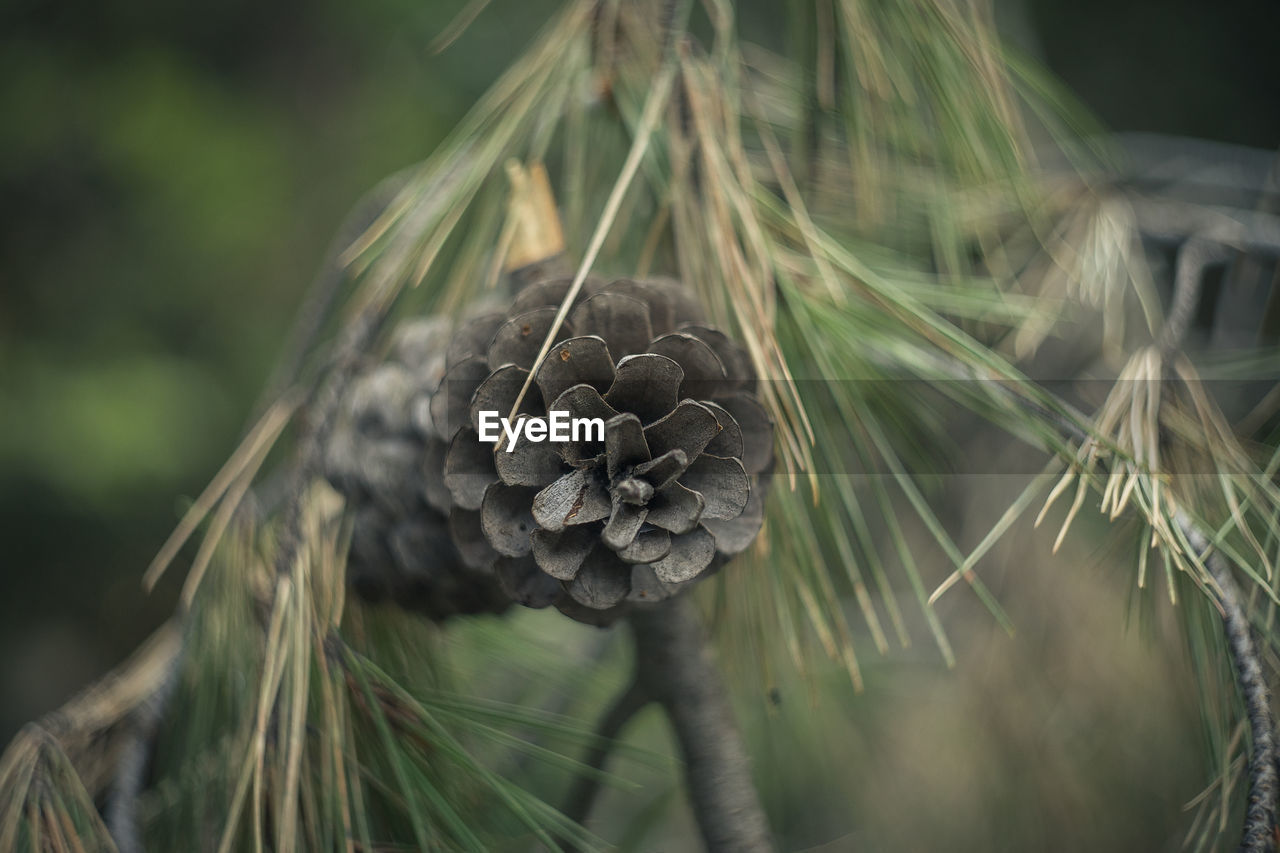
[0,623,182,853]
[1149,218,1279,850]
[629,597,774,853]
[906,231,1278,847]
[559,678,651,851]
[1158,235,1234,356]
[101,190,396,849]
[105,642,184,853]
[1128,196,1280,255]
[1179,512,1279,853]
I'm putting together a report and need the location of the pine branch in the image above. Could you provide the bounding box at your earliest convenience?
[559,677,651,851]
[1179,512,1279,853]
[1129,196,1280,255]
[990,358,1279,849]
[1003,228,1278,846]
[104,642,184,853]
[629,597,774,853]
[0,623,181,852]
[100,236,388,851]
[902,206,1279,846]
[1159,236,1235,356]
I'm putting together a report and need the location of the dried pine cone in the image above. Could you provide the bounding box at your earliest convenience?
[324,317,511,621]
[431,276,773,622]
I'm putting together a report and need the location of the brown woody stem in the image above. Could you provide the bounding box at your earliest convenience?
[1178,513,1278,852]
[629,596,774,853]
[559,677,651,851]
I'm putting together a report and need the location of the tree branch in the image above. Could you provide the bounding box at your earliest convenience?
[1179,513,1279,853]
[559,677,651,851]
[1123,216,1278,849]
[1158,235,1235,356]
[895,254,1279,848]
[629,596,774,853]
[1128,195,1280,256]
[105,643,183,853]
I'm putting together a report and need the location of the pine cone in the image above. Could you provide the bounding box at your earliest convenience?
[324,317,511,621]
[432,277,773,622]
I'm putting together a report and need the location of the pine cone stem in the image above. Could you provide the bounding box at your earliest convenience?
[629,598,774,853]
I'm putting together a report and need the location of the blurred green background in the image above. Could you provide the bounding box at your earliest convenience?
[1,0,1277,848]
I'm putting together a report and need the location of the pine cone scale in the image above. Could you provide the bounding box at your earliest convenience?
[487,307,569,371]
[531,468,611,531]
[651,527,716,584]
[682,455,750,521]
[603,413,651,479]
[645,483,705,534]
[601,354,683,423]
[535,336,616,404]
[642,400,723,461]
[568,292,653,359]
[618,528,671,564]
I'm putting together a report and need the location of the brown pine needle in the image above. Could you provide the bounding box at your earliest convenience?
[507,57,678,421]
[428,0,493,54]
[144,392,299,593]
